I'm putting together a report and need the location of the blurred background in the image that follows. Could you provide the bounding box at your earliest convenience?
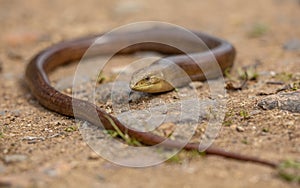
[1,0,299,73]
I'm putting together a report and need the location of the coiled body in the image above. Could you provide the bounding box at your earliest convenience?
[25,28,277,168]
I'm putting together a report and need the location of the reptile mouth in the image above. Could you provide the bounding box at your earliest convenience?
[130,83,153,92]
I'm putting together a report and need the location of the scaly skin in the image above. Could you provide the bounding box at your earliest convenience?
[25,28,278,168]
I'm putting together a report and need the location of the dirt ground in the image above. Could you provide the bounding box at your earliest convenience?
[0,0,299,187]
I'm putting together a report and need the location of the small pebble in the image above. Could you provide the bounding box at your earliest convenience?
[230,124,237,130]
[270,71,276,77]
[65,88,72,94]
[250,110,261,116]
[7,49,23,60]
[236,126,245,132]
[283,38,300,51]
[189,81,203,89]
[22,136,45,143]
[0,111,6,116]
[52,121,61,126]
[12,110,21,117]
[4,154,27,164]
[43,168,57,177]
[48,133,61,138]
[88,152,100,160]
[284,121,294,126]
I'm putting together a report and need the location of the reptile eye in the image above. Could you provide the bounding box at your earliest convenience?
[144,76,150,81]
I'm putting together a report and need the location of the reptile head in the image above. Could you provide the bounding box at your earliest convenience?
[130,66,174,93]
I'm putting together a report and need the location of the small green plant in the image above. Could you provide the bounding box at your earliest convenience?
[223,120,233,127]
[103,130,119,138]
[238,67,258,81]
[291,82,300,91]
[241,138,249,144]
[224,67,238,81]
[262,128,269,133]
[167,151,201,164]
[104,115,142,146]
[64,126,78,132]
[278,160,300,183]
[225,111,234,118]
[199,151,206,157]
[273,72,293,82]
[167,153,181,163]
[239,110,250,119]
[248,23,268,38]
[223,111,234,126]
[96,71,106,84]
[187,150,201,158]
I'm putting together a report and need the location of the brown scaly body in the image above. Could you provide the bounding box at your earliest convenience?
[25,28,277,168]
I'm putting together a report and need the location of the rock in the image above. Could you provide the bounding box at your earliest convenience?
[236,126,245,132]
[95,81,148,104]
[0,110,5,116]
[4,154,27,164]
[189,81,203,89]
[41,162,76,177]
[250,110,261,116]
[258,91,300,113]
[116,99,216,132]
[22,136,45,144]
[283,39,300,51]
[7,49,23,60]
[11,110,21,117]
[88,152,100,160]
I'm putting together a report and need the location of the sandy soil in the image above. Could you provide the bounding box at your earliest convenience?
[0,0,299,187]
